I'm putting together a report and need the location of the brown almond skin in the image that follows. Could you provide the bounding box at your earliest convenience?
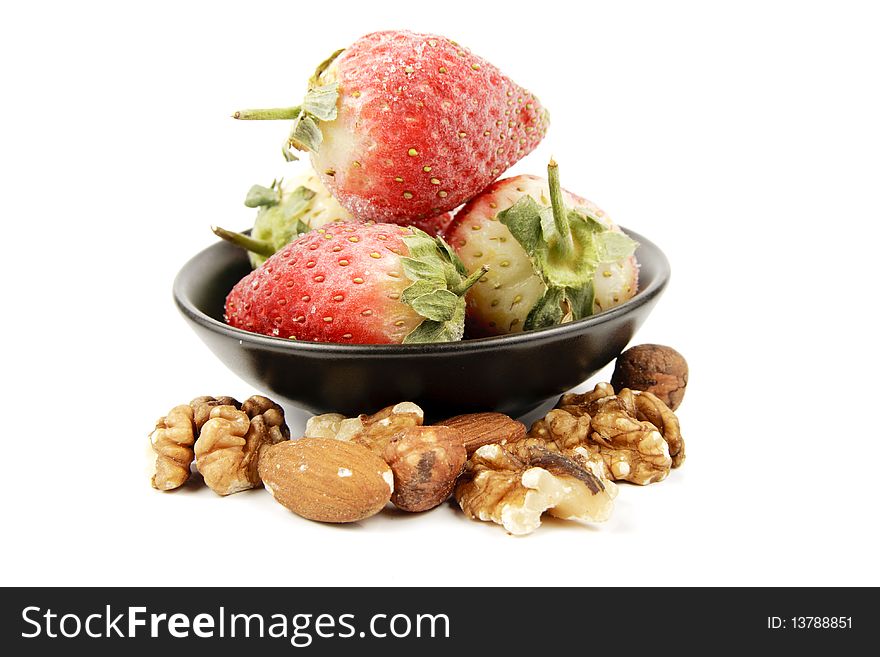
[436,412,526,455]
[258,438,393,523]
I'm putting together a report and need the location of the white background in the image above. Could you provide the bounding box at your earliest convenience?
[1,0,878,587]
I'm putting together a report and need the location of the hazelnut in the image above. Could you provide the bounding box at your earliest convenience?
[383,426,467,512]
[611,344,688,410]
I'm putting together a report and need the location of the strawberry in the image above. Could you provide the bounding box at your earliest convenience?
[213,168,354,268]
[233,30,548,224]
[224,222,486,344]
[406,210,454,238]
[213,167,455,265]
[445,161,639,337]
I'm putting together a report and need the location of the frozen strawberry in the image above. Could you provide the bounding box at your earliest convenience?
[212,168,354,268]
[445,161,639,337]
[405,211,454,238]
[224,222,486,344]
[233,30,548,224]
[212,167,457,265]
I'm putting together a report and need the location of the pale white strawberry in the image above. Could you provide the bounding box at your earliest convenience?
[445,164,639,336]
[213,167,454,266]
[211,167,353,268]
[280,167,354,229]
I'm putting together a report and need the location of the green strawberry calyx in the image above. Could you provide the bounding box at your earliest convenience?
[400,228,489,344]
[232,48,344,161]
[212,179,317,268]
[498,160,638,331]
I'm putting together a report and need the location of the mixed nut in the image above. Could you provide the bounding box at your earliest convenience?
[149,345,688,536]
[150,395,288,495]
[154,32,686,534]
[611,344,688,411]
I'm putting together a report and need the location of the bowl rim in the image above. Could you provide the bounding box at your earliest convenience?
[173,226,670,355]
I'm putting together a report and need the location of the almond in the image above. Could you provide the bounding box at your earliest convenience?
[435,412,526,455]
[258,438,393,523]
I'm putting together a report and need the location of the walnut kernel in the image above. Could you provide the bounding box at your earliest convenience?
[150,394,288,494]
[150,405,196,491]
[455,440,614,535]
[549,383,685,485]
[190,395,241,430]
[194,395,290,496]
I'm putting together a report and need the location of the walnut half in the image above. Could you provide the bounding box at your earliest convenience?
[455,440,614,535]
[540,383,685,485]
[149,394,288,494]
[194,396,289,496]
[150,405,197,491]
[150,395,242,491]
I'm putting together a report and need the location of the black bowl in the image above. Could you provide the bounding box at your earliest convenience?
[173,228,669,419]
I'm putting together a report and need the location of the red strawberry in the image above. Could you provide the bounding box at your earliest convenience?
[224,222,486,344]
[445,162,639,337]
[405,210,454,238]
[210,167,454,263]
[234,30,548,224]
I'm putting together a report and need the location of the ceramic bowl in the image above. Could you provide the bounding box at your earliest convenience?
[173,228,669,418]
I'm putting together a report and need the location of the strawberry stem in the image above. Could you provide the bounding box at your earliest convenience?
[547,159,573,253]
[211,225,276,258]
[455,265,490,296]
[232,106,302,121]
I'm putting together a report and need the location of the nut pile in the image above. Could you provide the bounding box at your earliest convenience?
[149,345,687,535]
[150,395,289,495]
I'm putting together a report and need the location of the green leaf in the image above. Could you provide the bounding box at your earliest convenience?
[288,115,322,153]
[401,279,442,305]
[500,196,604,289]
[574,206,610,233]
[409,289,459,322]
[563,283,595,321]
[291,218,311,236]
[302,83,339,122]
[498,196,544,253]
[596,230,638,263]
[279,186,317,223]
[396,228,489,343]
[286,184,316,203]
[244,184,280,208]
[538,206,560,244]
[403,300,467,344]
[536,216,599,288]
[524,286,565,330]
[247,183,320,267]
[400,256,446,284]
[401,229,443,260]
[436,236,468,276]
[281,141,299,162]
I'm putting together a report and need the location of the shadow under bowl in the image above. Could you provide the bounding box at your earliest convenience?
[173,228,669,419]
